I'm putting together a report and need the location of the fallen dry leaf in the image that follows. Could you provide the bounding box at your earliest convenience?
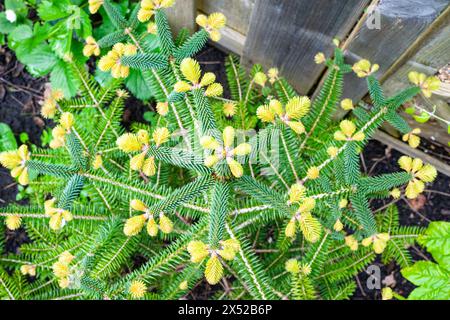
[382,272,396,287]
[408,194,427,211]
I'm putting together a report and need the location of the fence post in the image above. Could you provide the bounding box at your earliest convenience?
[166,0,196,35]
[241,0,371,95]
[333,0,450,118]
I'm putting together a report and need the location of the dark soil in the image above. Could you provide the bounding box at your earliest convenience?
[353,141,449,300]
[196,45,231,99]
[122,94,148,129]
[1,44,449,299]
[416,136,450,166]
[0,47,47,207]
[0,47,44,253]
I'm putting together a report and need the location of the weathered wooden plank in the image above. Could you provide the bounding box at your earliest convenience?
[166,0,196,35]
[376,7,450,146]
[400,99,450,145]
[213,25,246,55]
[339,0,450,104]
[380,9,450,96]
[382,98,450,147]
[241,0,371,94]
[198,0,255,34]
[435,82,450,97]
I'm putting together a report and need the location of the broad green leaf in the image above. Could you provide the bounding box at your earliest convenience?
[5,0,27,11]
[0,12,17,34]
[50,60,79,98]
[19,44,58,76]
[408,285,450,300]
[418,221,450,269]
[37,0,71,21]
[402,224,450,300]
[9,24,33,42]
[125,69,153,101]
[50,26,73,58]
[402,261,449,290]
[5,0,28,18]
[74,10,92,39]
[0,123,18,151]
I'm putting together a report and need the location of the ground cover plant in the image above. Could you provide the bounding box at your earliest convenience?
[0,0,447,300]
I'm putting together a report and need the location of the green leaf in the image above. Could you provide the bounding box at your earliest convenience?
[408,285,450,300]
[143,112,158,126]
[19,132,29,144]
[5,0,27,11]
[49,23,73,57]
[124,69,154,101]
[9,24,33,42]
[402,261,448,287]
[5,0,28,19]
[404,107,415,115]
[37,0,71,21]
[0,13,17,34]
[40,128,52,147]
[20,44,58,76]
[418,222,450,269]
[74,9,92,39]
[413,111,430,123]
[50,60,79,98]
[0,123,18,151]
[402,261,450,300]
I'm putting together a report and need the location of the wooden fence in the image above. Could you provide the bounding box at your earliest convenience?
[167,0,450,175]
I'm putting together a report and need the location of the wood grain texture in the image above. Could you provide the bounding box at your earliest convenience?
[339,2,450,146]
[166,0,196,35]
[380,12,450,146]
[213,25,246,55]
[339,0,450,104]
[381,9,450,96]
[198,0,255,34]
[241,0,370,94]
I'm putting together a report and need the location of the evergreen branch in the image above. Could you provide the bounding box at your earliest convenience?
[209,181,230,248]
[81,172,209,213]
[26,161,77,179]
[226,224,276,300]
[120,53,168,70]
[155,9,175,56]
[150,175,214,214]
[97,31,127,48]
[102,0,128,30]
[234,176,290,216]
[58,175,85,210]
[173,29,209,62]
[147,145,210,174]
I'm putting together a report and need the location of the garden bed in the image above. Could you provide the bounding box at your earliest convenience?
[1,44,448,300]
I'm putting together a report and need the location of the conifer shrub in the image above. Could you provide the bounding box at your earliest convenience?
[0,0,441,300]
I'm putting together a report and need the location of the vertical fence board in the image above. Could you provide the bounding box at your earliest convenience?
[381,10,450,145]
[381,11,450,97]
[337,0,450,107]
[166,0,196,35]
[198,0,255,34]
[241,0,371,95]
